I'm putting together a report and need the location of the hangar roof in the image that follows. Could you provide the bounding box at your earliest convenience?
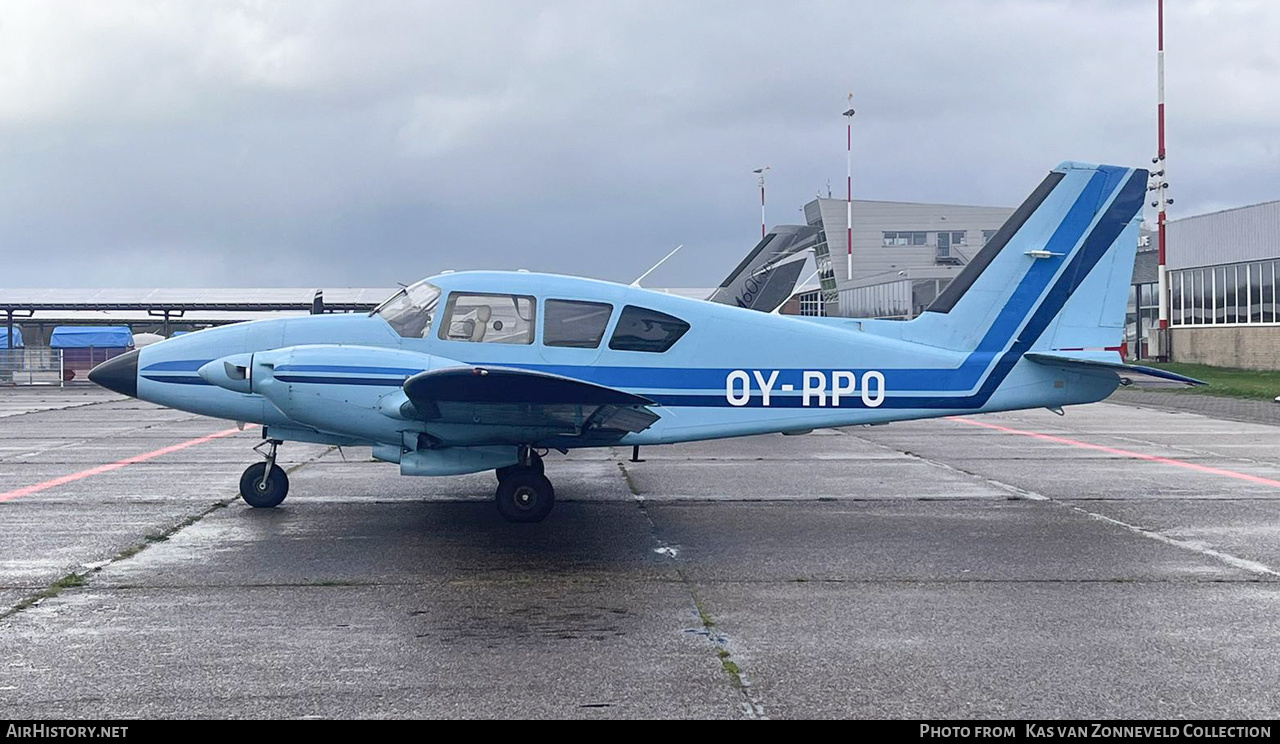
[0,288,396,313]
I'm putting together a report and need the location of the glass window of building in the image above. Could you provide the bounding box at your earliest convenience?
[798,292,824,317]
[1172,261,1280,327]
[1266,262,1278,323]
[1235,264,1247,323]
[1194,269,1206,325]
[1171,274,1183,325]
[1223,265,1238,323]
[1214,266,1227,324]
[912,279,940,315]
[882,231,926,246]
[1249,263,1263,323]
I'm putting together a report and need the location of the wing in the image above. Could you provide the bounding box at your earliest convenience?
[402,366,661,445]
[1024,352,1205,387]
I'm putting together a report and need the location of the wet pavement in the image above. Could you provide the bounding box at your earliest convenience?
[2,387,1279,718]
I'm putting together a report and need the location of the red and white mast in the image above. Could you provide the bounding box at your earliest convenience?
[754,166,770,241]
[1153,0,1172,337]
[843,94,856,280]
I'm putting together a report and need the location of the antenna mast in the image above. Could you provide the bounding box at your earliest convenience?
[843,94,856,281]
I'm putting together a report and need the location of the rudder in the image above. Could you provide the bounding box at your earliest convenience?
[881,162,1147,358]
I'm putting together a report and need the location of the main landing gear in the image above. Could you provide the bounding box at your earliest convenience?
[239,439,289,508]
[494,447,554,523]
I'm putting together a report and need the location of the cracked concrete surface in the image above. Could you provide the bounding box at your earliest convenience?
[2,387,1280,718]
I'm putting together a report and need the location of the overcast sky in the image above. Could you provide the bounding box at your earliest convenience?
[1,0,1277,289]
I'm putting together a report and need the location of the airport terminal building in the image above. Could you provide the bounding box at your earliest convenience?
[793,198,1014,318]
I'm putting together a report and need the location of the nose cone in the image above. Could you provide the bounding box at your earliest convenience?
[88,350,139,398]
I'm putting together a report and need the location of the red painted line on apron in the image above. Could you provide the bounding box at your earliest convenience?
[0,425,255,503]
[949,416,1280,488]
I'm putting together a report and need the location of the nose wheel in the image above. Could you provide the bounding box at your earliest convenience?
[240,439,289,508]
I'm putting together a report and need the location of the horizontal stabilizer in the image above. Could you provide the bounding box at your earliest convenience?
[1024,352,1205,387]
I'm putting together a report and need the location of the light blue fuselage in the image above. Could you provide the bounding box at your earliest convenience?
[128,160,1150,468]
[133,271,1115,450]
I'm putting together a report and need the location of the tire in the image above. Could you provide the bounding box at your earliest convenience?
[239,462,289,508]
[495,452,544,481]
[494,471,555,523]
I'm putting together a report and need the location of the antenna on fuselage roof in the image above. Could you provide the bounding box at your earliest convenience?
[631,244,684,287]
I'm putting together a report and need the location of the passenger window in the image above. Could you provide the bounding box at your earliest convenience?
[544,300,613,348]
[439,293,536,344]
[608,305,690,353]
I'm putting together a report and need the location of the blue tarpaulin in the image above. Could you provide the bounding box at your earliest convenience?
[50,326,134,349]
[0,326,23,349]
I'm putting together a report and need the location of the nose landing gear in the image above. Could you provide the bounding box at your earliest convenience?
[239,439,289,508]
[493,446,554,523]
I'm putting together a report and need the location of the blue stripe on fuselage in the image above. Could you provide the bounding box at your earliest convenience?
[275,374,406,386]
[274,364,422,376]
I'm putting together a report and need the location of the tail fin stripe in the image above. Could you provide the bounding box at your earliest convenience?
[928,170,1065,314]
[972,170,1109,356]
[640,168,1148,410]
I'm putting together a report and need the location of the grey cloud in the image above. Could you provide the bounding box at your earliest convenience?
[0,0,1277,288]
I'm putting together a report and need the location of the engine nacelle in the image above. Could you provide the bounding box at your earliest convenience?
[400,446,518,476]
[197,353,254,394]
[205,344,457,444]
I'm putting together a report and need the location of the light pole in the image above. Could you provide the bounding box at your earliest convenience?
[753,166,771,241]
[843,94,856,281]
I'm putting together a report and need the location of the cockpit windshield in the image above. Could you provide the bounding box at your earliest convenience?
[373,281,442,338]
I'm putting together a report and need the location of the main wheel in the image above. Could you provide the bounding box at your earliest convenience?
[494,471,555,523]
[239,462,289,508]
[495,452,544,481]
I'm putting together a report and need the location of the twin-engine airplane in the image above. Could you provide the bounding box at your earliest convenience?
[90,161,1199,522]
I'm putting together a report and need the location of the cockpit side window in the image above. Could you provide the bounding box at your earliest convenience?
[608,305,690,353]
[438,293,536,344]
[544,300,613,348]
[373,282,441,338]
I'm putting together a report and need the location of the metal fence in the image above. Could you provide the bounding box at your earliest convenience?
[0,349,65,386]
[58,347,128,383]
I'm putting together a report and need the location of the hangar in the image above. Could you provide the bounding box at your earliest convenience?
[1161,200,1280,370]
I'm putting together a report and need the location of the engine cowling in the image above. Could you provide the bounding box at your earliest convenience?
[203,344,455,443]
[197,353,254,394]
